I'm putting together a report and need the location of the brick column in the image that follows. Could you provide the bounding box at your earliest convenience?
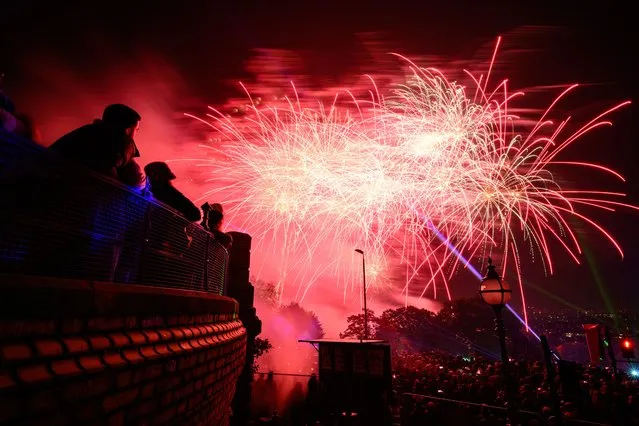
[226,232,262,425]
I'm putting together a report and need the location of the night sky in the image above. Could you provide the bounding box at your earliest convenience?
[2,1,637,312]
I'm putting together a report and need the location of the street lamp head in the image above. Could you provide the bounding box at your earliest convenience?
[479,257,512,306]
[354,249,364,254]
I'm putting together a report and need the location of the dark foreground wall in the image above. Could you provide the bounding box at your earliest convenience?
[0,274,247,426]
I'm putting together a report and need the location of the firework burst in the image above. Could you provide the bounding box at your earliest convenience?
[186,37,634,310]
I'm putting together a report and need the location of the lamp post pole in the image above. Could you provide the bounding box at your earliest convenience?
[494,305,516,425]
[493,304,510,372]
[479,258,516,424]
[355,249,368,340]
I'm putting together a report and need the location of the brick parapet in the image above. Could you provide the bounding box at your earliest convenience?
[0,275,246,426]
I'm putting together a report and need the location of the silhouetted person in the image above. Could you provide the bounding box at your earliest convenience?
[13,113,41,142]
[264,372,277,417]
[288,382,307,425]
[49,104,141,181]
[0,103,18,134]
[144,162,201,222]
[118,159,146,191]
[201,202,211,229]
[207,208,233,248]
[0,90,37,141]
[307,373,319,424]
[201,202,224,230]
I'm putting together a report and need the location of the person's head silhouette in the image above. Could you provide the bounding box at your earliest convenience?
[144,162,176,183]
[102,104,141,156]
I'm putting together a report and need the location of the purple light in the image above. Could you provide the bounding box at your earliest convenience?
[426,220,483,281]
[505,304,541,341]
[422,215,542,342]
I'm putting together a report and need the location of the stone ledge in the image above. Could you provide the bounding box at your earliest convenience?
[0,274,238,319]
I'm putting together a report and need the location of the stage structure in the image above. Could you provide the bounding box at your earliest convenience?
[299,339,392,415]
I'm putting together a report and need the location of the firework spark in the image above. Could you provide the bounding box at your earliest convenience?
[186,37,634,310]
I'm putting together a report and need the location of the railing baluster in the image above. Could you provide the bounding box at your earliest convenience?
[136,203,152,285]
[204,234,210,292]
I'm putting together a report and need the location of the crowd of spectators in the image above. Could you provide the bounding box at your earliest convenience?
[394,351,639,426]
[2,96,232,251]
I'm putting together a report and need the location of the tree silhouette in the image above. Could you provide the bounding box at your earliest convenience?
[252,337,273,374]
[339,299,540,358]
[278,302,325,339]
[253,277,280,307]
[376,306,437,352]
[339,310,377,340]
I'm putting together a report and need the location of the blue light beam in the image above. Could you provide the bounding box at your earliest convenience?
[421,215,543,342]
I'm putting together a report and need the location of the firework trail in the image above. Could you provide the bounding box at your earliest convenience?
[186,37,634,310]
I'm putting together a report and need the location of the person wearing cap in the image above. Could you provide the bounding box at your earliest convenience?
[144,162,201,222]
[49,104,142,183]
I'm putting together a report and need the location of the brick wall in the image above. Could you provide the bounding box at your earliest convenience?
[0,275,247,426]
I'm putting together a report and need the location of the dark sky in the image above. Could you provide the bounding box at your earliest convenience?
[2,0,638,312]
[3,1,637,98]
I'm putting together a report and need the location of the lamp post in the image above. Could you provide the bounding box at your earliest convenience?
[478,257,515,422]
[354,249,368,340]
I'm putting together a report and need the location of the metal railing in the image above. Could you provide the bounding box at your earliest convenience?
[0,130,228,294]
